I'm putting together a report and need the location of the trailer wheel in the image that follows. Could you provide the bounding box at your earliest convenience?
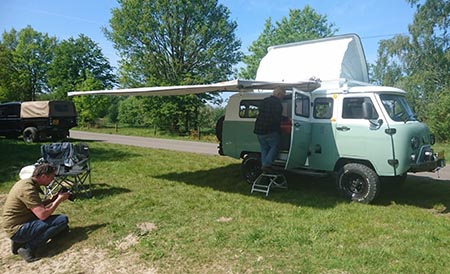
[337,163,379,204]
[241,154,262,184]
[23,127,39,143]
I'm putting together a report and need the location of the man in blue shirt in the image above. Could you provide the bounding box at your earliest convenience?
[254,87,286,172]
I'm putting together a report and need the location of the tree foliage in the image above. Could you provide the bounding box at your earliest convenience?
[0,27,116,126]
[118,96,148,126]
[239,6,337,80]
[47,34,116,99]
[371,0,450,141]
[105,0,241,134]
[71,71,115,126]
[0,26,56,101]
[46,35,116,126]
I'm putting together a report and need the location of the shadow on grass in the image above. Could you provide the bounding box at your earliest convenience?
[376,173,450,210]
[156,163,342,209]
[157,163,450,210]
[0,140,42,184]
[39,223,108,258]
[84,183,131,200]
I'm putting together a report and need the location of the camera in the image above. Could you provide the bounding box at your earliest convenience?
[59,186,75,201]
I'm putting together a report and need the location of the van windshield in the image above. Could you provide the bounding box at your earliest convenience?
[380,94,417,122]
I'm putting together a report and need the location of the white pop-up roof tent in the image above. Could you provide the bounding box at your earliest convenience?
[256,34,369,83]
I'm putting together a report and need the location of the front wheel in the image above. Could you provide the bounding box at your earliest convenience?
[241,154,262,184]
[337,163,380,204]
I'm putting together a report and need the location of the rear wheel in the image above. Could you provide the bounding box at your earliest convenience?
[337,163,380,203]
[23,127,39,143]
[241,154,262,184]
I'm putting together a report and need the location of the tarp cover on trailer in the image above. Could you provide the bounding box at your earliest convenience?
[256,34,368,83]
[21,101,77,118]
[21,101,50,118]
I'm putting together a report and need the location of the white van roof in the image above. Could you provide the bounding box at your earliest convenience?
[256,34,368,83]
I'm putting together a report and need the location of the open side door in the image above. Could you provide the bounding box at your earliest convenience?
[286,89,312,169]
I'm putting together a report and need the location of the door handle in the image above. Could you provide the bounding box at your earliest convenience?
[336,126,350,131]
[294,122,301,127]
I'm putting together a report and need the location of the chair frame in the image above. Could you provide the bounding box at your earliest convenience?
[40,142,92,199]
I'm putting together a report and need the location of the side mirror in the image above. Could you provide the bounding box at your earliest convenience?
[362,101,373,119]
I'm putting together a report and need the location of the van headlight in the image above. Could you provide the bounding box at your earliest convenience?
[411,136,420,149]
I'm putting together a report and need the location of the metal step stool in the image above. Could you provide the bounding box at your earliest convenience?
[251,172,288,196]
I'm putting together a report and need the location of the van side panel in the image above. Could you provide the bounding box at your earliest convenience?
[222,120,259,159]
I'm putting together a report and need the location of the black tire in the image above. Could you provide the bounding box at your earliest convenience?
[337,163,380,203]
[23,127,39,143]
[241,154,262,184]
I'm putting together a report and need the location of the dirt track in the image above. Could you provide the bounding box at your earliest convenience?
[70,130,218,155]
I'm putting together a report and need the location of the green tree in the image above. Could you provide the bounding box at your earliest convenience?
[47,34,116,99]
[72,70,114,126]
[105,0,241,134]
[372,0,450,141]
[0,26,56,101]
[0,43,22,101]
[46,34,116,126]
[118,96,148,126]
[239,6,337,80]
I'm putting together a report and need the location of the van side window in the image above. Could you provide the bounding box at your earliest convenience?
[295,93,310,117]
[313,98,333,119]
[342,97,379,119]
[239,100,260,118]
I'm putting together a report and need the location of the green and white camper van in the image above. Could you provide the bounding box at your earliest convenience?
[216,34,445,203]
[68,34,445,204]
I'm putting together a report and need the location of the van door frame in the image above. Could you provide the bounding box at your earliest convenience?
[286,89,312,169]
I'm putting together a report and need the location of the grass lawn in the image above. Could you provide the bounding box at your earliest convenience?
[1,139,450,273]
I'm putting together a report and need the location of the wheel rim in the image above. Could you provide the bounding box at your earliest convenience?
[341,172,368,199]
[23,132,33,142]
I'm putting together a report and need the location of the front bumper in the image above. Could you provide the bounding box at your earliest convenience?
[409,149,446,173]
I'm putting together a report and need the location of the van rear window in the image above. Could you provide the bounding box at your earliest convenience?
[239,100,260,118]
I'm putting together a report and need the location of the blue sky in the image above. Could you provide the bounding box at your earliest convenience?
[0,0,417,68]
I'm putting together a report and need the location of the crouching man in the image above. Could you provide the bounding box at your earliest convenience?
[2,163,71,262]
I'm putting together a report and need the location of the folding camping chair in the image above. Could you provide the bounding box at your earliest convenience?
[39,142,92,199]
